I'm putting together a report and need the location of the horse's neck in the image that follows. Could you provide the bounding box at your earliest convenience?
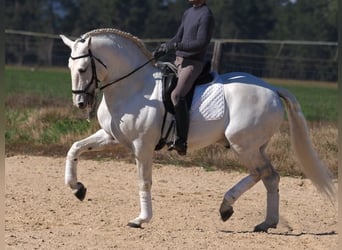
[102,65,161,107]
[92,35,161,107]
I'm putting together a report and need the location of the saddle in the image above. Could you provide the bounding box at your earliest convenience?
[156,60,214,115]
[154,60,214,151]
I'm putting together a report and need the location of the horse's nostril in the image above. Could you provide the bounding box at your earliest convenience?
[78,102,86,109]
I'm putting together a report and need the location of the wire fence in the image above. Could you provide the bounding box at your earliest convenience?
[5,29,338,81]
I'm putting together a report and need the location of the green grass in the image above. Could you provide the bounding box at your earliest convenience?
[274,84,337,121]
[5,66,93,154]
[5,66,71,98]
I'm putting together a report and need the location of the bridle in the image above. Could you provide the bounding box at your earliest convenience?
[70,48,154,96]
[70,49,107,96]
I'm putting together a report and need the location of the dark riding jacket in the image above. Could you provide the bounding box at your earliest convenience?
[169,4,214,61]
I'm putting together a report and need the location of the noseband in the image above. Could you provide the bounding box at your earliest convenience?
[70,49,154,95]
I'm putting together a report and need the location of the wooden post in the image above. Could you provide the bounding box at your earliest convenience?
[211,41,222,72]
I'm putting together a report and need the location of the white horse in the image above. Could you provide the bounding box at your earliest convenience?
[60,28,335,232]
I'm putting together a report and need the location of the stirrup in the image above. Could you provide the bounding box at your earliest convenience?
[167,139,187,156]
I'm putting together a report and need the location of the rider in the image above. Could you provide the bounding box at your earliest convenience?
[153,0,214,155]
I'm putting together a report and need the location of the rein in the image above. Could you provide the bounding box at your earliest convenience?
[70,49,154,94]
[99,57,155,91]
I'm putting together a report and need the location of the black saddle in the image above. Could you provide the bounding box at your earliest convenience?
[156,60,214,115]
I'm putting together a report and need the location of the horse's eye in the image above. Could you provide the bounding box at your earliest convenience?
[78,68,87,73]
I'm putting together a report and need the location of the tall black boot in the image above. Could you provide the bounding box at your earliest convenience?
[170,98,189,155]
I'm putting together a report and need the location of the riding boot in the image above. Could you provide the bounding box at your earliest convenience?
[170,98,189,155]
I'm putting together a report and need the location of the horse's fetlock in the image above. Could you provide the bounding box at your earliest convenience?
[65,177,77,188]
[223,193,235,205]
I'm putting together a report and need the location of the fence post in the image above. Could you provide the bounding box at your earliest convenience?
[211,41,222,72]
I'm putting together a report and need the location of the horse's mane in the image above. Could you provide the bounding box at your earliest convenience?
[81,28,153,59]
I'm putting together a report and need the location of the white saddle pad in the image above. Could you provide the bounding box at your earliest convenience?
[190,77,225,122]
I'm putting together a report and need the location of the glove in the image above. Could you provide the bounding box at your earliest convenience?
[153,42,178,59]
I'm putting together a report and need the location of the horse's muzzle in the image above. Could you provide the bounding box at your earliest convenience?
[74,93,94,110]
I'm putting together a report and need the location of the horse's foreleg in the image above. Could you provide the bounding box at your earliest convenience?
[254,169,280,232]
[65,129,117,200]
[127,147,153,228]
[220,174,260,221]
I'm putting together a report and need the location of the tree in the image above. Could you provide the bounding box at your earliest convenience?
[209,0,235,38]
[271,0,337,41]
[267,0,337,80]
[144,0,188,39]
[230,0,278,39]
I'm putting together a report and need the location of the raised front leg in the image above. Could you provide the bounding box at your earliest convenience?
[65,129,117,200]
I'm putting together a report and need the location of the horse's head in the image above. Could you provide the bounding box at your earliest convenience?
[61,29,155,110]
[60,34,107,109]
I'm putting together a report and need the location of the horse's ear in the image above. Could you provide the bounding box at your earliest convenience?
[60,34,74,49]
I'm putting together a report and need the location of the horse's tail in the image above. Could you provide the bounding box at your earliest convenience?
[277,87,336,202]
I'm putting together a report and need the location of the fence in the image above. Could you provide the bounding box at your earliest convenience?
[5,29,338,81]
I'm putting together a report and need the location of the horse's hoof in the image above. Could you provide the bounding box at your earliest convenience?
[73,182,87,201]
[127,222,142,229]
[219,204,234,222]
[253,222,277,233]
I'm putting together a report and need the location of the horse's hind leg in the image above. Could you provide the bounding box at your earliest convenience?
[219,148,264,222]
[65,129,117,200]
[220,145,280,232]
[220,174,260,221]
[254,153,280,232]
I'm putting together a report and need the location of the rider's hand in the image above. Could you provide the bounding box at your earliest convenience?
[153,43,177,59]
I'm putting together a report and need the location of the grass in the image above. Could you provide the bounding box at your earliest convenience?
[5,67,338,176]
[5,66,71,98]
[5,66,91,155]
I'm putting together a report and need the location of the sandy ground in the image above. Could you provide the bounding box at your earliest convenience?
[5,155,338,250]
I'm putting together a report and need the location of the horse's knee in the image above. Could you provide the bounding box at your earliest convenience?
[67,141,81,159]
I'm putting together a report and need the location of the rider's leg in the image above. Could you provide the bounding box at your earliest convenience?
[170,57,203,155]
[171,97,189,155]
